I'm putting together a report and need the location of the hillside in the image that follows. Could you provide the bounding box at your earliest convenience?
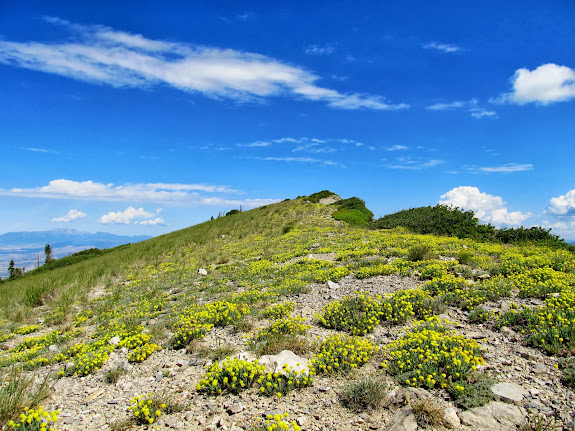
[0,195,574,431]
[0,229,150,279]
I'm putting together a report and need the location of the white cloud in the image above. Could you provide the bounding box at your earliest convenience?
[385,158,445,170]
[469,108,497,118]
[51,209,87,222]
[237,141,271,148]
[99,207,161,224]
[493,63,575,105]
[478,163,533,173]
[0,18,408,111]
[426,101,467,111]
[253,156,344,167]
[427,99,497,119]
[138,217,167,225]
[422,42,462,53]
[547,189,575,216]
[22,147,58,153]
[384,145,408,151]
[439,186,531,226]
[305,44,335,56]
[0,179,277,208]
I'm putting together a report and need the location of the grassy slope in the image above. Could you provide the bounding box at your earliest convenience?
[0,199,336,326]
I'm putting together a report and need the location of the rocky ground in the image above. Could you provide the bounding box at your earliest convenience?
[24,271,575,431]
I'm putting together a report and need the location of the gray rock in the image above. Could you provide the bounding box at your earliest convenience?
[108,336,121,346]
[491,382,530,402]
[262,409,283,418]
[386,406,417,431]
[442,407,460,429]
[155,370,163,382]
[227,403,245,415]
[327,280,340,289]
[48,344,59,352]
[460,401,526,430]
[198,268,208,275]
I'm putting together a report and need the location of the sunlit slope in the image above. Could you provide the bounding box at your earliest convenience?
[0,198,337,323]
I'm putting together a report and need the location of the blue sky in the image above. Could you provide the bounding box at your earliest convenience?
[1,1,574,239]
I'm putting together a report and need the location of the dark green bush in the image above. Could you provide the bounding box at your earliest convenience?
[333,209,371,226]
[226,209,240,216]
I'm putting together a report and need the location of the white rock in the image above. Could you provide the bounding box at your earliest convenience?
[198,268,208,275]
[108,336,120,346]
[442,407,460,429]
[327,280,340,289]
[491,382,530,403]
[386,406,418,431]
[460,401,526,430]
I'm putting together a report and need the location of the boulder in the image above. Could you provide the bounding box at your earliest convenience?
[386,406,418,431]
[491,382,530,403]
[327,280,340,289]
[459,401,526,430]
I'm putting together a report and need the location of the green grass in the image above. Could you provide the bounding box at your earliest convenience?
[0,366,52,424]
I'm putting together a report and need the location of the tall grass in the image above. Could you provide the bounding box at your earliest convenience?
[0,366,52,424]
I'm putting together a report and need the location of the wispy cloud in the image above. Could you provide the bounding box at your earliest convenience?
[0,179,279,208]
[22,147,58,154]
[0,18,408,111]
[384,158,446,170]
[478,163,534,173]
[491,63,575,105]
[253,156,344,167]
[384,145,408,151]
[422,41,462,53]
[427,99,497,119]
[305,44,335,56]
[51,209,87,222]
[237,141,271,147]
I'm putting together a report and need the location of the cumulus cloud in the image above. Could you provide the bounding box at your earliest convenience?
[0,18,408,111]
[422,42,462,53]
[51,209,87,222]
[547,189,575,216]
[0,179,277,208]
[98,207,164,224]
[493,63,575,105]
[439,186,531,226]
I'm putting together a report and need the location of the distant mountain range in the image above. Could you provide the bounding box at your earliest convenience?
[0,229,150,278]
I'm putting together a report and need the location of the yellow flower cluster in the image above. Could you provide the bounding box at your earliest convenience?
[263,302,295,320]
[129,394,166,425]
[381,319,485,394]
[14,324,43,335]
[310,334,377,375]
[381,288,437,324]
[251,412,301,431]
[355,263,396,279]
[196,357,266,395]
[498,289,575,355]
[248,317,310,347]
[508,267,574,298]
[7,406,59,431]
[127,342,162,363]
[256,364,313,397]
[317,292,384,335]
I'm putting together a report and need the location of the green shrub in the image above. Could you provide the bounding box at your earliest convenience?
[407,245,431,262]
[339,376,388,412]
[317,293,383,335]
[333,209,371,226]
[305,190,337,203]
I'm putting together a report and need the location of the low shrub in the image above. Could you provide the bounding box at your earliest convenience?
[339,375,388,412]
[317,293,383,335]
